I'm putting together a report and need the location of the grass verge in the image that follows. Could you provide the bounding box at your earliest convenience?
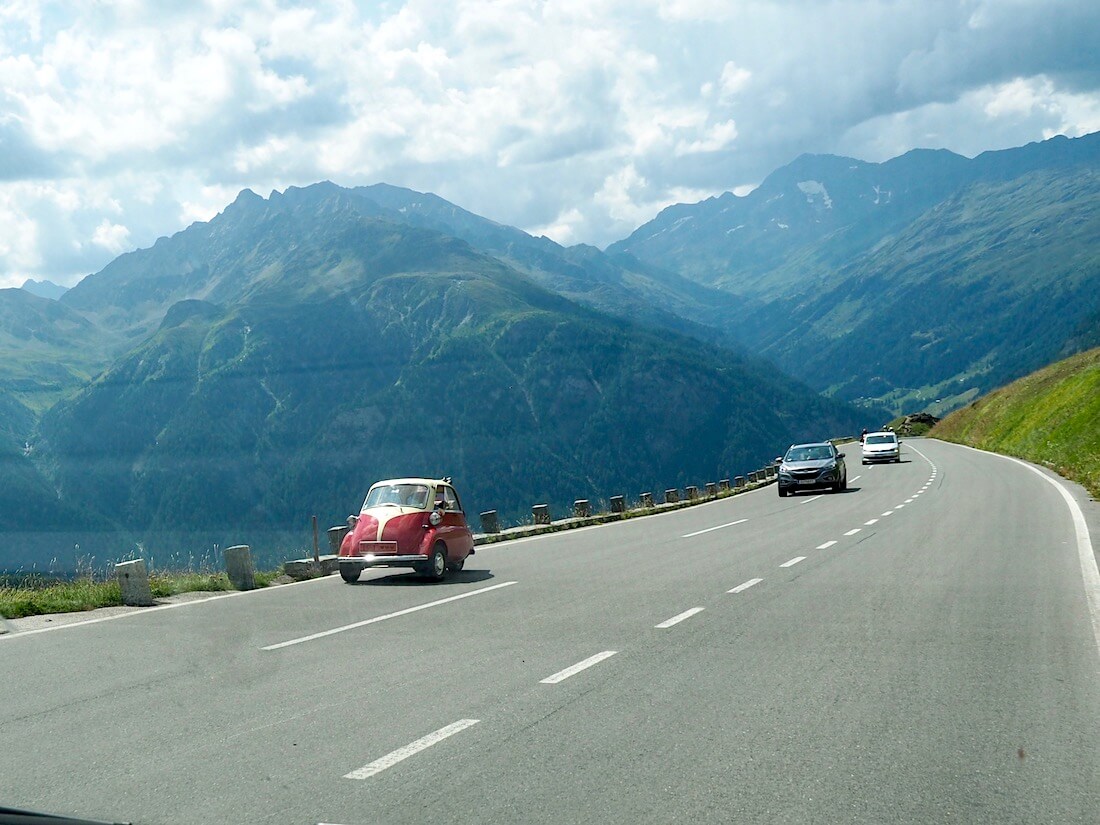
[0,568,283,620]
[931,346,1100,498]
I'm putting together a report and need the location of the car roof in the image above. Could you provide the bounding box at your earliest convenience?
[787,442,834,450]
[368,477,450,488]
[865,431,897,437]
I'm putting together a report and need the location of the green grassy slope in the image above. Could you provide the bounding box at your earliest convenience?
[931,347,1100,496]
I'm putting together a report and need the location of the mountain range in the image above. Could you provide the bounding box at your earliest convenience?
[4,130,1098,571]
[1,185,863,570]
[612,131,1100,413]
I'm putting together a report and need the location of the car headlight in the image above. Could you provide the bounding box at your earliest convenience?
[429,510,442,526]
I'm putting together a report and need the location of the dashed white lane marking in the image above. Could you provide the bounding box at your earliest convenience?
[881,511,893,517]
[728,578,763,593]
[905,498,914,503]
[864,519,879,526]
[541,650,618,684]
[896,504,906,509]
[780,556,806,568]
[817,540,837,549]
[850,475,862,482]
[344,719,480,779]
[263,581,518,650]
[844,528,861,536]
[655,607,705,628]
[681,518,748,538]
[799,495,824,505]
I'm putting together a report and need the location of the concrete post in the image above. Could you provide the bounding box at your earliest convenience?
[609,495,625,514]
[664,489,679,504]
[115,559,154,607]
[719,479,730,491]
[327,525,349,555]
[224,545,255,591]
[480,510,501,534]
[639,492,654,508]
[734,476,746,488]
[574,499,591,518]
[685,485,699,500]
[705,482,718,497]
[532,504,551,525]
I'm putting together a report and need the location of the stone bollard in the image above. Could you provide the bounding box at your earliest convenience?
[610,495,625,513]
[640,492,654,508]
[115,559,154,607]
[532,504,551,525]
[664,489,679,504]
[685,485,699,500]
[719,479,731,491]
[734,476,746,488]
[480,510,501,534]
[224,545,255,591]
[574,499,591,518]
[327,525,349,555]
[705,482,718,497]
[766,466,776,479]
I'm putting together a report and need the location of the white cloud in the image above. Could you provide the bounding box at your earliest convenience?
[0,0,1097,288]
[91,220,131,255]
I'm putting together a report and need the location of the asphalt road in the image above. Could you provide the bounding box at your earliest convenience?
[2,439,1098,824]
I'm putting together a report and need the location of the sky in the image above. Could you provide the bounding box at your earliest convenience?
[1,0,1099,290]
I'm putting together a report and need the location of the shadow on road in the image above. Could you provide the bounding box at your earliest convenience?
[352,568,495,586]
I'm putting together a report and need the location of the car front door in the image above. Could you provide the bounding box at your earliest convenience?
[440,485,473,559]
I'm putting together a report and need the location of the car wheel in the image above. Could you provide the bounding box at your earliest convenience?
[447,557,465,573]
[427,542,447,581]
[340,565,361,583]
[778,485,788,498]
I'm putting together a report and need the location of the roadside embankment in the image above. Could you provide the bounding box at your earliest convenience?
[931,346,1100,498]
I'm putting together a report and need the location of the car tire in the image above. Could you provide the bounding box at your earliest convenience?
[340,565,361,584]
[447,557,465,573]
[427,542,447,581]
[778,485,788,498]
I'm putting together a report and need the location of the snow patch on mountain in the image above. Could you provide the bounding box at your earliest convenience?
[797,180,832,209]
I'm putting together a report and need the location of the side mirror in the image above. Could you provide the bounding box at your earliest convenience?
[347,514,359,527]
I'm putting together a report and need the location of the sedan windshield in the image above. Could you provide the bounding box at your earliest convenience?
[363,484,430,510]
[866,435,897,444]
[785,446,834,462]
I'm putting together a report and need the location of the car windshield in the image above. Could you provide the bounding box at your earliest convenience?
[866,434,896,444]
[785,446,834,462]
[362,484,430,510]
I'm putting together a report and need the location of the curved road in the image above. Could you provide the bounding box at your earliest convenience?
[2,439,1098,824]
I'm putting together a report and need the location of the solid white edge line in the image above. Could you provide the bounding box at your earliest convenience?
[655,607,705,628]
[844,528,861,536]
[681,519,748,538]
[541,650,617,684]
[817,540,837,549]
[780,556,806,568]
[954,444,1100,663]
[728,577,763,593]
[263,581,517,650]
[0,572,337,641]
[344,719,480,779]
